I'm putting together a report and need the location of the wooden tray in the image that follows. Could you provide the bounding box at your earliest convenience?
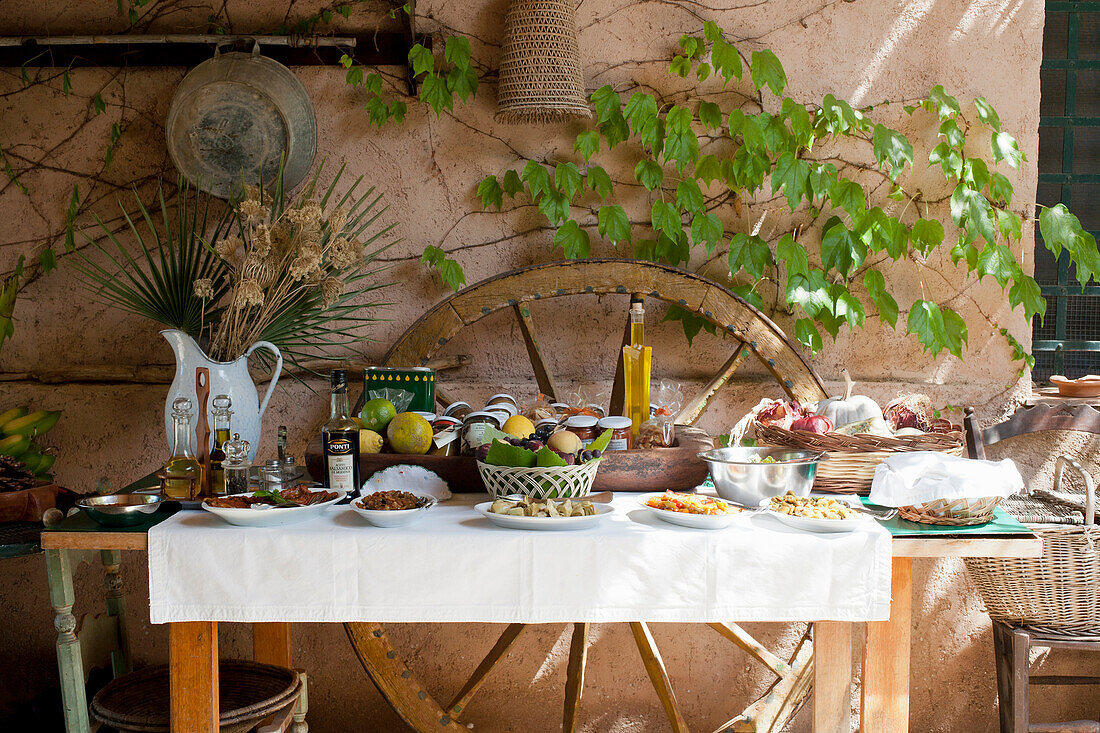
[305,426,714,494]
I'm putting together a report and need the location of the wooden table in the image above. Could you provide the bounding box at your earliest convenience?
[42,510,1040,733]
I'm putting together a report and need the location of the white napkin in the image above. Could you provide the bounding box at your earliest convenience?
[869,451,1024,506]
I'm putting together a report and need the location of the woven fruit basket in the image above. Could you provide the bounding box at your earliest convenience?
[754,424,965,494]
[476,459,600,500]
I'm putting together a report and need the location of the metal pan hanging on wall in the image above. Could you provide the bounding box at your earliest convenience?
[166,44,317,199]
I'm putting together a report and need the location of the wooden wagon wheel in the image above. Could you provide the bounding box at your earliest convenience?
[347,259,828,732]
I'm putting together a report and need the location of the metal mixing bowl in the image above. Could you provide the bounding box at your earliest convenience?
[77,494,163,527]
[699,447,825,507]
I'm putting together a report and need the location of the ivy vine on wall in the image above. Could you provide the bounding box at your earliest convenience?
[343,19,1096,371]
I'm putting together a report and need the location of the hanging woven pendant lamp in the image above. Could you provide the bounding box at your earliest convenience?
[495,0,592,124]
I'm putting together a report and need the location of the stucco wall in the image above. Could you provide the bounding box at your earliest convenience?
[2,1,1096,731]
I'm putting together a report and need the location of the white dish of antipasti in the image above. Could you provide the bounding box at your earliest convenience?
[761,493,867,533]
[639,491,747,529]
[202,486,344,527]
[475,497,612,531]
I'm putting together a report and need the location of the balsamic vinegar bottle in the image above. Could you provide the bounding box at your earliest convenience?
[323,369,360,496]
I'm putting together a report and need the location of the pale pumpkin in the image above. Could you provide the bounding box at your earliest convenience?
[815,369,885,429]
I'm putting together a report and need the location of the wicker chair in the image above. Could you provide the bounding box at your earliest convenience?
[963,404,1100,733]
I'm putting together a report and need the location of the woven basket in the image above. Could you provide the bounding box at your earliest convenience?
[755,423,965,494]
[477,459,600,499]
[897,496,1001,526]
[495,0,592,123]
[91,661,301,733]
[966,524,1100,633]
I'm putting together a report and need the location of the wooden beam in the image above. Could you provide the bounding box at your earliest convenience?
[676,344,749,425]
[892,536,1041,558]
[629,622,689,733]
[707,622,787,676]
[812,622,851,733]
[253,623,293,668]
[169,621,219,733]
[512,304,560,401]
[563,623,589,733]
[861,557,912,733]
[448,623,528,717]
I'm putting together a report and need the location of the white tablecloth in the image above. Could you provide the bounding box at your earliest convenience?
[148,494,892,624]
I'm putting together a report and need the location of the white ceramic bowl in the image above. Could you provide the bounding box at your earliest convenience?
[350,493,436,527]
[638,492,744,529]
[201,490,344,528]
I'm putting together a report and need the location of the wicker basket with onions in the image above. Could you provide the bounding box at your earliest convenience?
[747,369,964,494]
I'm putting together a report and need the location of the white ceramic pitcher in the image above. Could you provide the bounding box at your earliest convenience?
[162,329,282,462]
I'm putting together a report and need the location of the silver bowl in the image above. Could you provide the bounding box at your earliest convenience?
[699,447,825,507]
[77,494,163,527]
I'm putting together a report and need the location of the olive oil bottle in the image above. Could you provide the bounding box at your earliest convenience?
[323,369,360,496]
[162,397,202,500]
[208,394,232,496]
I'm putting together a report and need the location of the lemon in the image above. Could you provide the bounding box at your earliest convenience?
[361,398,397,432]
[386,412,433,454]
[502,414,535,439]
[359,429,383,454]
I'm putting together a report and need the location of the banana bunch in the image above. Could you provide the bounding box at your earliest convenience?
[0,407,60,485]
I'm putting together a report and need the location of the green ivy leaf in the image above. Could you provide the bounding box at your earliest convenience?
[591,85,622,124]
[750,49,786,95]
[817,94,865,136]
[598,204,631,245]
[600,113,631,150]
[997,209,1022,241]
[694,154,722,186]
[974,97,1001,130]
[499,170,523,198]
[703,21,724,42]
[656,230,690,266]
[690,212,723,255]
[574,130,601,163]
[92,93,106,115]
[951,238,980,272]
[786,270,832,318]
[728,232,773,280]
[679,34,702,60]
[776,235,808,286]
[553,220,591,259]
[762,113,795,156]
[408,44,434,77]
[538,189,571,225]
[696,62,712,82]
[651,200,683,240]
[39,247,57,274]
[907,300,960,357]
[586,165,613,199]
[942,308,969,358]
[634,159,663,191]
[623,93,658,135]
[419,73,453,115]
[989,172,1013,205]
[938,118,965,149]
[962,158,990,192]
[662,305,716,346]
[421,245,466,290]
[832,285,865,331]
[827,178,867,217]
[782,98,813,147]
[669,55,692,78]
[794,318,823,352]
[951,183,996,244]
[698,101,723,130]
[522,160,552,200]
[448,65,478,101]
[807,163,837,203]
[771,152,810,210]
[1039,203,1082,258]
[928,141,963,179]
[444,36,471,69]
[910,218,945,255]
[991,131,1024,169]
[820,216,865,277]
[729,146,769,194]
[731,284,764,309]
[663,106,699,170]
[977,243,1019,289]
[872,124,914,180]
[928,85,961,119]
[675,178,705,214]
[554,162,582,200]
[711,38,742,85]
[1009,275,1046,323]
[364,96,388,127]
[863,269,898,327]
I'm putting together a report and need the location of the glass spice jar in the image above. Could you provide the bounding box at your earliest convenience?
[221,434,252,495]
[598,416,633,451]
[430,417,462,457]
[443,401,472,421]
[487,393,519,411]
[565,415,598,446]
[462,411,503,455]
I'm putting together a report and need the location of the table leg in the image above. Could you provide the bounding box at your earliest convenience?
[813,621,852,733]
[861,556,913,733]
[169,621,218,733]
[253,623,293,668]
[46,549,90,733]
[100,549,131,678]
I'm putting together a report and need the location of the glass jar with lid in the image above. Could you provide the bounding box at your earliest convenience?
[565,415,598,446]
[443,401,472,421]
[221,434,252,495]
[598,416,633,450]
[462,411,503,455]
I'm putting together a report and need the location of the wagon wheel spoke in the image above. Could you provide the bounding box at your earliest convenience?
[562,622,590,733]
[512,303,560,401]
[630,622,690,733]
[676,344,750,425]
[714,626,815,733]
[706,622,786,677]
[446,623,529,718]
